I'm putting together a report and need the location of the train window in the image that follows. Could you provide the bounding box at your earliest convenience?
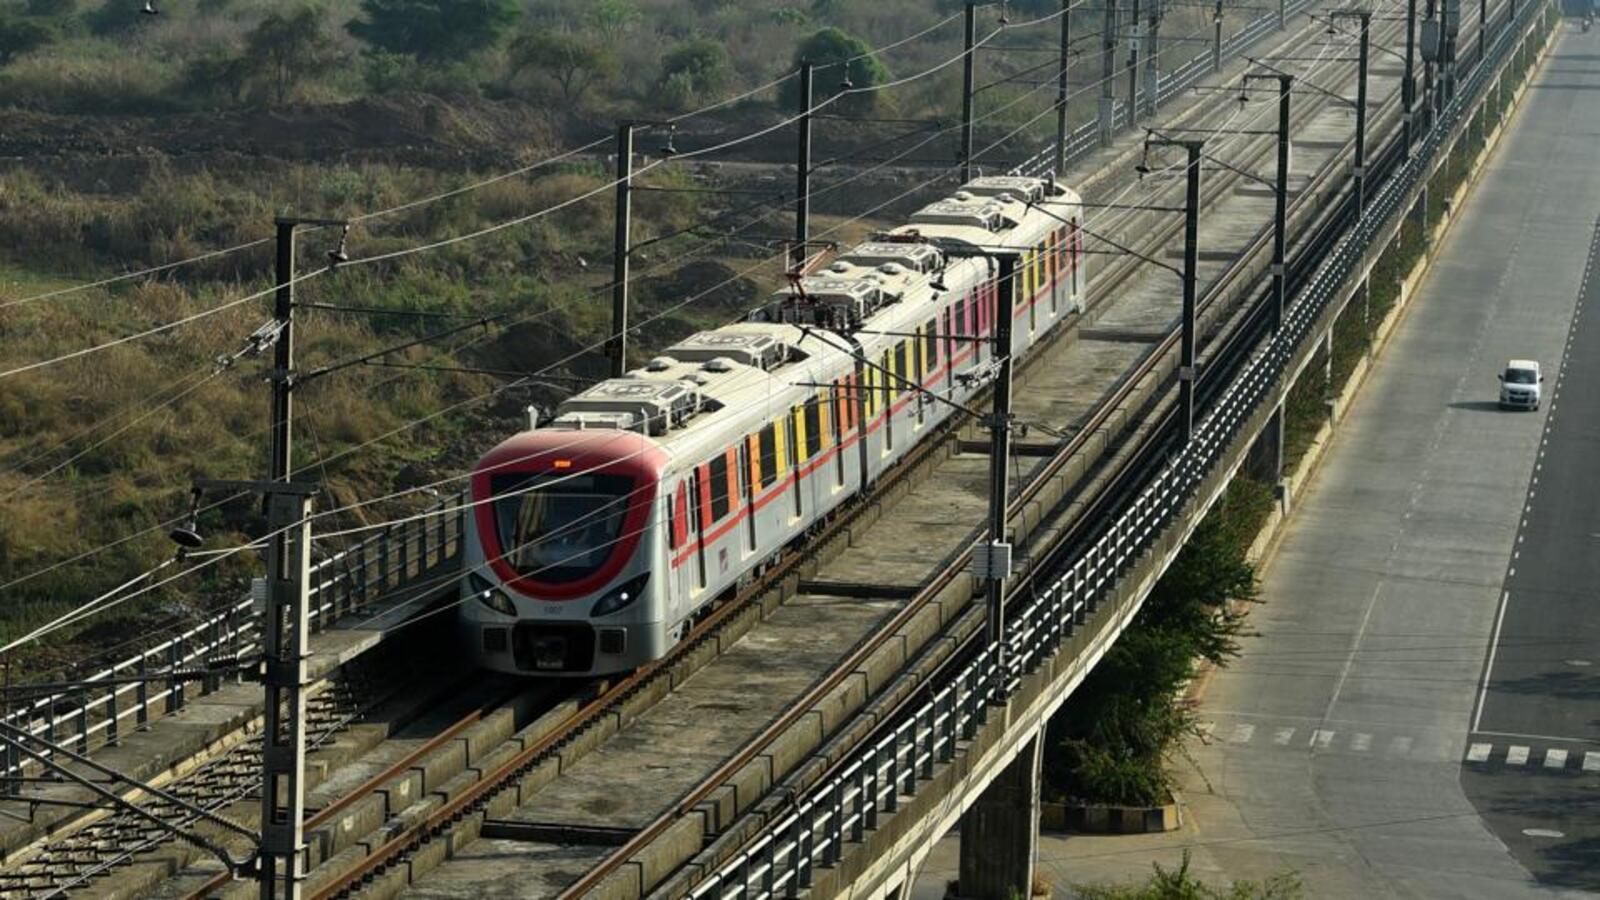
[792,406,809,463]
[880,350,893,406]
[804,396,822,458]
[670,482,688,550]
[1023,249,1034,301]
[912,328,925,382]
[759,424,778,488]
[923,318,938,370]
[739,443,756,552]
[774,418,789,475]
[894,343,908,397]
[815,390,831,449]
[1036,241,1046,287]
[708,454,730,522]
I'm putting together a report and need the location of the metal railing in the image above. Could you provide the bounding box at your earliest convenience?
[1,494,466,782]
[688,1,1548,895]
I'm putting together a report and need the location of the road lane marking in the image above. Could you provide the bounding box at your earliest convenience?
[1274,727,1295,746]
[1472,589,1513,732]
[1544,748,1568,769]
[1351,733,1372,752]
[1389,736,1413,756]
[1311,729,1335,750]
[1583,752,1600,772]
[1230,723,1255,744]
[1507,745,1530,765]
[1467,742,1492,762]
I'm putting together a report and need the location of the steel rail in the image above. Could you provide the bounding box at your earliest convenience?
[557,14,1409,899]
[179,682,544,900]
[687,57,1429,899]
[310,12,1404,898]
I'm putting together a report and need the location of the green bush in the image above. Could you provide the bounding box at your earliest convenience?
[1074,851,1303,899]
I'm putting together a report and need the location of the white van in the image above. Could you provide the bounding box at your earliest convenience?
[1497,359,1542,410]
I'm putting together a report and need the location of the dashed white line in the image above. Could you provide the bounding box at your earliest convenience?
[1311,729,1336,750]
[1351,733,1372,752]
[1507,745,1530,765]
[1545,748,1569,769]
[1467,742,1492,762]
[1274,727,1295,746]
[1390,736,1414,756]
[1583,752,1600,773]
[1231,723,1256,744]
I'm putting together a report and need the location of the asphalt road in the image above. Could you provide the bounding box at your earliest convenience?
[914,21,1600,899]
[1462,49,1600,882]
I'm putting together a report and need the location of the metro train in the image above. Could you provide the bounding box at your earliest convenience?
[460,174,1087,676]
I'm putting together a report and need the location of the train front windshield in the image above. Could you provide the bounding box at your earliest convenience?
[490,473,633,583]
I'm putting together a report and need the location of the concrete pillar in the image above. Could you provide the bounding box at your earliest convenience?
[958,733,1043,900]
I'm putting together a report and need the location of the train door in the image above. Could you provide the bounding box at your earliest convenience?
[668,480,694,611]
[689,469,708,592]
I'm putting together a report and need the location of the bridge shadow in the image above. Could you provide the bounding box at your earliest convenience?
[1490,669,1600,702]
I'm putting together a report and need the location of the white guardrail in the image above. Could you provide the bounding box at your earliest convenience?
[0,0,1338,791]
[689,1,1547,895]
[1,497,465,781]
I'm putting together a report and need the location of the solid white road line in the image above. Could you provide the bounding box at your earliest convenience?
[1472,589,1514,732]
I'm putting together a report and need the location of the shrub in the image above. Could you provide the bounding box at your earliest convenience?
[781,27,890,113]
[346,0,520,62]
[0,15,56,65]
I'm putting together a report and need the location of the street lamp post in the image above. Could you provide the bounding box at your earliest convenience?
[1245,73,1294,333]
[1141,136,1204,441]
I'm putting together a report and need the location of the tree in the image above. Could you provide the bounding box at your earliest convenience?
[656,38,730,107]
[0,16,54,66]
[781,28,889,112]
[587,0,640,42]
[245,5,337,105]
[346,0,519,62]
[507,29,616,104]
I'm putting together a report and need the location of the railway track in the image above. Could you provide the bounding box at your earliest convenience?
[0,6,1409,898]
[260,8,1415,899]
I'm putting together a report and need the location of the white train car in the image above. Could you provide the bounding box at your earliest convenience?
[460,175,1085,675]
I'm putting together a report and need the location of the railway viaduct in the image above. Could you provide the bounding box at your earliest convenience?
[0,0,1563,897]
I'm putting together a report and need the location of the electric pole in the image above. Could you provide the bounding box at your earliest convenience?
[962,2,978,182]
[1213,0,1224,72]
[982,254,1019,703]
[610,123,634,378]
[257,215,343,899]
[1126,0,1141,123]
[1055,0,1071,177]
[1100,0,1118,145]
[1404,0,1417,158]
[795,61,814,270]
[1247,73,1293,334]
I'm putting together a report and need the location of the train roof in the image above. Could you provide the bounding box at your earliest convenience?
[497,173,1084,472]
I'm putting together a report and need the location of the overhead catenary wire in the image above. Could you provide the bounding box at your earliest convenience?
[1,0,1398,648]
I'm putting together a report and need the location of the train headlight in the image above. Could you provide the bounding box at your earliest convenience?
[590,573,649,618]
[468,571,517,617]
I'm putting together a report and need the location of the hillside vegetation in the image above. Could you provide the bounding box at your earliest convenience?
[0,0,1223,671]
